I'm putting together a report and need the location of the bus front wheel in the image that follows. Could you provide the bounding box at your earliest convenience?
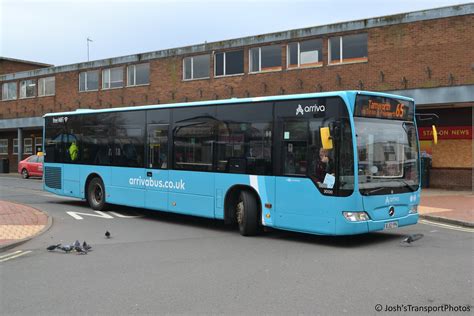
[236,190,259,236]
[87,177,106,211]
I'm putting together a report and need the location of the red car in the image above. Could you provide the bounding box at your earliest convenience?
[18,154,44,179]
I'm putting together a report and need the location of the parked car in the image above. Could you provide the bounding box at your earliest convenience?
[18,154,44,179]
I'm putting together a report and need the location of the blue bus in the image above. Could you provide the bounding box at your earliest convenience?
[43,91,421,236]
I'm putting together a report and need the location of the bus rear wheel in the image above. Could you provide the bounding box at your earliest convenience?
[87,177,106,211]
[236,190,259,236]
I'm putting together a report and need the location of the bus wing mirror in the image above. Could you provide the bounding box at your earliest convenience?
[320,127,333,150]
[432,125,438,145]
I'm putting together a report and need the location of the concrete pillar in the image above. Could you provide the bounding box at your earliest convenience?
[17,127,23,161]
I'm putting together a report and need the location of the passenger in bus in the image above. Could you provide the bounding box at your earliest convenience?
[68,141,79,161]
[315,148,334,186]
[159,152,167,168]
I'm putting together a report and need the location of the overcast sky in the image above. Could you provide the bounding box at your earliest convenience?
[0,0,469,66]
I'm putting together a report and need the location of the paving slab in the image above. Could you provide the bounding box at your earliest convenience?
[419,189,473,227]
[0,200,51,251]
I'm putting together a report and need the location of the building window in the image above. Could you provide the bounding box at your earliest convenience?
[0,139,7,154]
[215,50,244,77]
[24,138,33,154]
[79,70,99,91]
[127,63,150,86]
[287,39,323,69]
[2,82,17,101]
[329,33,368,64]
[249,45,282,73]
[38,77,55,96]
[35,137,43,154]
[13,139,18,154]
[20,79,36,98]
[183,55,210,80]
[102,67,124,89]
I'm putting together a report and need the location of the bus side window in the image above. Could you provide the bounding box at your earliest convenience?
[147,124,168,169]
[216,102,273,175]
[81,113,113,166]
[173,106,217,172]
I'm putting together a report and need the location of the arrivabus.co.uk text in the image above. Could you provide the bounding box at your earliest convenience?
[129,177,185,190]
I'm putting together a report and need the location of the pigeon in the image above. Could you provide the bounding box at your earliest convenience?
[82,241,92,251]
[401,233,424,245]
[105,231,111,239]
[73,240,81,248]
[46,243,61,251]
[74,245,88,255]
[59,244,74,253]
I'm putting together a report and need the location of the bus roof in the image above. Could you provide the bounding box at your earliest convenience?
[43,90,415,117]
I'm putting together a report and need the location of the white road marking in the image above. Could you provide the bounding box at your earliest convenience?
[0,250,32,263]
[419,219,473,233]
[66,210,142,220]
[108,211,143,218]
[66,211,114,220]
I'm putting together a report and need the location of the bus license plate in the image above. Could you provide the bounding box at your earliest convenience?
[384,221,398,229]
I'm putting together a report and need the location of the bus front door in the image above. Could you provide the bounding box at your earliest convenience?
[275,119,335,235]
[145,124,169,211]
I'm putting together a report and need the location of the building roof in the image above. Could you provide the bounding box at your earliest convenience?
[0,57,53,68]
[1,3,472,82]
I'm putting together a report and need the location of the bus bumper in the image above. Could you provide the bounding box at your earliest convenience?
[335,213,419,235]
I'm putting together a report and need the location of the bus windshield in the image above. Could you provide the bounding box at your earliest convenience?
[354,95,419,195]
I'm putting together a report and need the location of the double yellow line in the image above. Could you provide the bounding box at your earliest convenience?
[0,250,32,263]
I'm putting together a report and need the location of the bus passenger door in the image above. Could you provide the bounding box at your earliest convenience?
[274,117,335,235]
[145,124,169,211]
[276,119,315,227]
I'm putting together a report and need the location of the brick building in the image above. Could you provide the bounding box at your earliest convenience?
[0,57,53,76]
[0,4,473,189]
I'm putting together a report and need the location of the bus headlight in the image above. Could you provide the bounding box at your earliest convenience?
[408,205,418,214]
[343,211,370,222]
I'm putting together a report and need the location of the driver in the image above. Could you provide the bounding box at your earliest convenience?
[315,147,334,184]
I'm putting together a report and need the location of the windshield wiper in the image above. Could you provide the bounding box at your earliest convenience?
[362,181,416,196]
[362,187,388,196]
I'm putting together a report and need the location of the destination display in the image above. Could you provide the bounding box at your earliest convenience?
[354,95,414,121]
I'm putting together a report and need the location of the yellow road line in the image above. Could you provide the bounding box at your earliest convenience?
[0,250,32,263]
[419,219,473,233]
[0,250,22,259]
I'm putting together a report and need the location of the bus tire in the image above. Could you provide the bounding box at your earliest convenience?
[87,177,106,211]
[236,190,259,236]
[21,169,29,179]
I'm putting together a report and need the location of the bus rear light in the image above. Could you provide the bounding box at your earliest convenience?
[408,205,418,214]
[343,211,370,222]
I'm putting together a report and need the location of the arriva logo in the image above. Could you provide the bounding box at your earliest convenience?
[296,104,326,116]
